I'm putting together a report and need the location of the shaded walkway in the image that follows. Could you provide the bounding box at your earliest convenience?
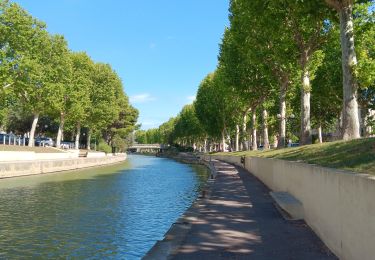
[171,160,337,259]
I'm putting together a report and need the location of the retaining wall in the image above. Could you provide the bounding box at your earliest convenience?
[86,152,107,158]
[0,154,127,179]
[0,150,79,161]
[205,154,375,260]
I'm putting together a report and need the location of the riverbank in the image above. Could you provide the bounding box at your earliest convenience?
[0,154,127,179]
[143,156,215,259]
[158,152,203,165]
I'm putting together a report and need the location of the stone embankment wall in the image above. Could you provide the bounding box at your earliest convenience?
[0,150,80,161]
[0,154,127,179]
[205,154,375,260]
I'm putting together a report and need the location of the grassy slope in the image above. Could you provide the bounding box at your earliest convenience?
[215,138,375,175]
[0,145,64,153]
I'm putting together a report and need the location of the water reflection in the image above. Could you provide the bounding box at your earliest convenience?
[0,155,209,259]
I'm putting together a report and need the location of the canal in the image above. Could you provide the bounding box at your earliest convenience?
[0,155,209,259]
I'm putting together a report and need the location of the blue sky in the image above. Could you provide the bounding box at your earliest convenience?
[14,0,229,129]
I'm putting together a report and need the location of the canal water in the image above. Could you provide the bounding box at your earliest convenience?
[0,155,209,259]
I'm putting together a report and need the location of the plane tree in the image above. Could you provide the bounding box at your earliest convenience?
[86,63,121,149]
[323,0,374,140]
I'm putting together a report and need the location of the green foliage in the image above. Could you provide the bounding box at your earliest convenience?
[218,138,375,175]
[0,2,138,147]
[111,134,127,152]
[311,25,342,129]
[97,139,112,153]
[149,0,374,151]
[158,117,177,144]
[173,104,205,144]
[64,52,93,128]
[355,3,375,89]
[195,72,232,138]
[135,128,161,144]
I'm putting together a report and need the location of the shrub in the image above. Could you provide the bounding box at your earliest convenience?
[97,140,112,153]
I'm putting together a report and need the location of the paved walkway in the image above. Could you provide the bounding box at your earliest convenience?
[171,160,337,260]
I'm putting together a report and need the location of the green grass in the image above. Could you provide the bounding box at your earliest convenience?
[215,138,375,175]
[0,145,64,153]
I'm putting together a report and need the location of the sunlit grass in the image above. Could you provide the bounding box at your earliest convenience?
[215,138,375,175]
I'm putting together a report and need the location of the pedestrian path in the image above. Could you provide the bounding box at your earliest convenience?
[171,160,337,260]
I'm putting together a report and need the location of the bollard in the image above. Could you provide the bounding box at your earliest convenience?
[241,156,245,165]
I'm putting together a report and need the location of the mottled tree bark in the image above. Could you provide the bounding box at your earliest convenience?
[56,113,65,148]
[300,67,312,145]
[262,109,270,150]
[86,130,91,150]
[252,112,257,151]
[278,81,287,148]
[28,113,39,147]
[75,122,81,149]
[242,113,248,151]
[339,5,360,140]
[318,124,323,143]
[325,0,360,140]
[235,124,240,152]
[221,128,226,152]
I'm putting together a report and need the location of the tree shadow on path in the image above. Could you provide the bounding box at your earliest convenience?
[171,161,337,260]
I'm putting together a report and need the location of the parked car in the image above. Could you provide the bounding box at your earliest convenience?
[35,137,54,147]
[60,141,74,149]
[0,133,8,144]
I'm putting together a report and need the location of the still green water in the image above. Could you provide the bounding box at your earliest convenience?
[0,155,209,259]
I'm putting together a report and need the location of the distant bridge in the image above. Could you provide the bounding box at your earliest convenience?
[128,144,167,153]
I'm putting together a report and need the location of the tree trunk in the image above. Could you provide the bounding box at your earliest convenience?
[318,124,323,143]
[300,68,312,145]
[75,122,81,149]
[28,113,39,147]
[273,134,278,148]
[221,128,226,152]
[235,124,239,151]
[56,113,65,148]
[242,113,248,151]
[87,130,91,150]
[278,82,287,148]
[262,109,270,150]
[252,112,257,151]
[339,4,360,140]
[204,139,207,153]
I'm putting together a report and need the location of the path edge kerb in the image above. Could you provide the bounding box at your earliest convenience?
[142,159,217,260]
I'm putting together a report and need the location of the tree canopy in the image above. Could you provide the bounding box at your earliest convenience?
[0,2,138,151]
[140,0,374,152]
